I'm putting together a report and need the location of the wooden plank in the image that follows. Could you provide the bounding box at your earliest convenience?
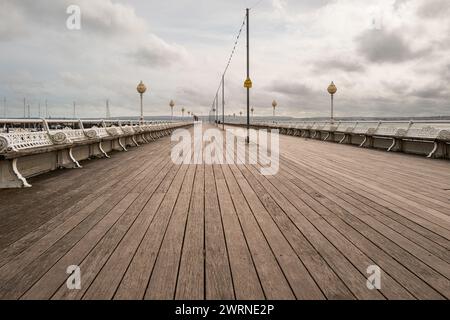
[0,138,165,229]
[175,164,205,300]
[203,164,234,300]
[213,164,265,300]
[0,142,174,267]
[113,165,189,299]
[0,145,165,282]
[246,160,410,299]
[288,147,450,218]
[280,157,450,263]
[220,164,294,300]
[22,155,175,299]
[144,165,196,299]
[281,165,450,298]
[69,163,181,300]
[234,165,356,299]
[0,148,171,299]
[280,148,450,248]
[228,164,325,300]
[0,147,145,249]
[239,144,388,299]
[282,151,450,238]
[270,156,446,299]
[0,192,139,299]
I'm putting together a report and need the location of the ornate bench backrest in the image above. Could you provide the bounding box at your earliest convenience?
[353,122,379,135]
[312,122,325,131]
[321,122,338,131]
[404,123,450,141]
[374,122,410,137]
[0,130,53,153]
[63,128,85,142]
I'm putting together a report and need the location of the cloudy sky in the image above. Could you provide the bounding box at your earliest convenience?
[0,0,449,118]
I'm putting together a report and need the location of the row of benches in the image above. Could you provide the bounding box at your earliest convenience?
[0,120,192,188]
[227,120,450,159]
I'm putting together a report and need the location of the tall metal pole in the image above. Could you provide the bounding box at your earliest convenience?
[73,101,76,119]
[216,93,219,125]
[222,74,225,130]
[140,94,143,123]
[106,99,111,119]
[331,94,334,121]
[45,99,48,119]
[23,98,26,118]
[246,8,250,144]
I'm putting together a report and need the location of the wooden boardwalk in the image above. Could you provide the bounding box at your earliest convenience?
[0,124,449,300]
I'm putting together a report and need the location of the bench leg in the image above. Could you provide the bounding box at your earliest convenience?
[118,138,128,151]
[98,142,110,158]
[57,148,82,169]
[359,135,367,147]
[324,132,330,141]
[131,136,139,147]
[69,148,82,168]
[0,159,32,188]
[141,134,149,144]
[112,138,127,151]
[388,138,403,152]
[339,134,347,144]
[427,142,438,158]
[427,141,446,159]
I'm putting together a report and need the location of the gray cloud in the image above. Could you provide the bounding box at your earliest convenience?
[356,28,428,63]
[417,0,450,19]
[267,81,318,97]
[314,59,366,73]
[133,36,188,68]
[410,85,450,100]
[393,0,411,11]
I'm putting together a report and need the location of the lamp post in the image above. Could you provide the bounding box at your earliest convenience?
[169,100,175,121]
[327,81,337,122]
[272,100,277,117]
[182,107,185,119]
[106,99,111,119]
[136,80,147,124]
[244,8,251,144]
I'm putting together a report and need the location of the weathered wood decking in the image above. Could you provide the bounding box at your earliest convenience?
[0,124,449,300]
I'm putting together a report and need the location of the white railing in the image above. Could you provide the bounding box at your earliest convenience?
[0,118,188,153]
[0,118,193,188]
[226,119,450,159]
